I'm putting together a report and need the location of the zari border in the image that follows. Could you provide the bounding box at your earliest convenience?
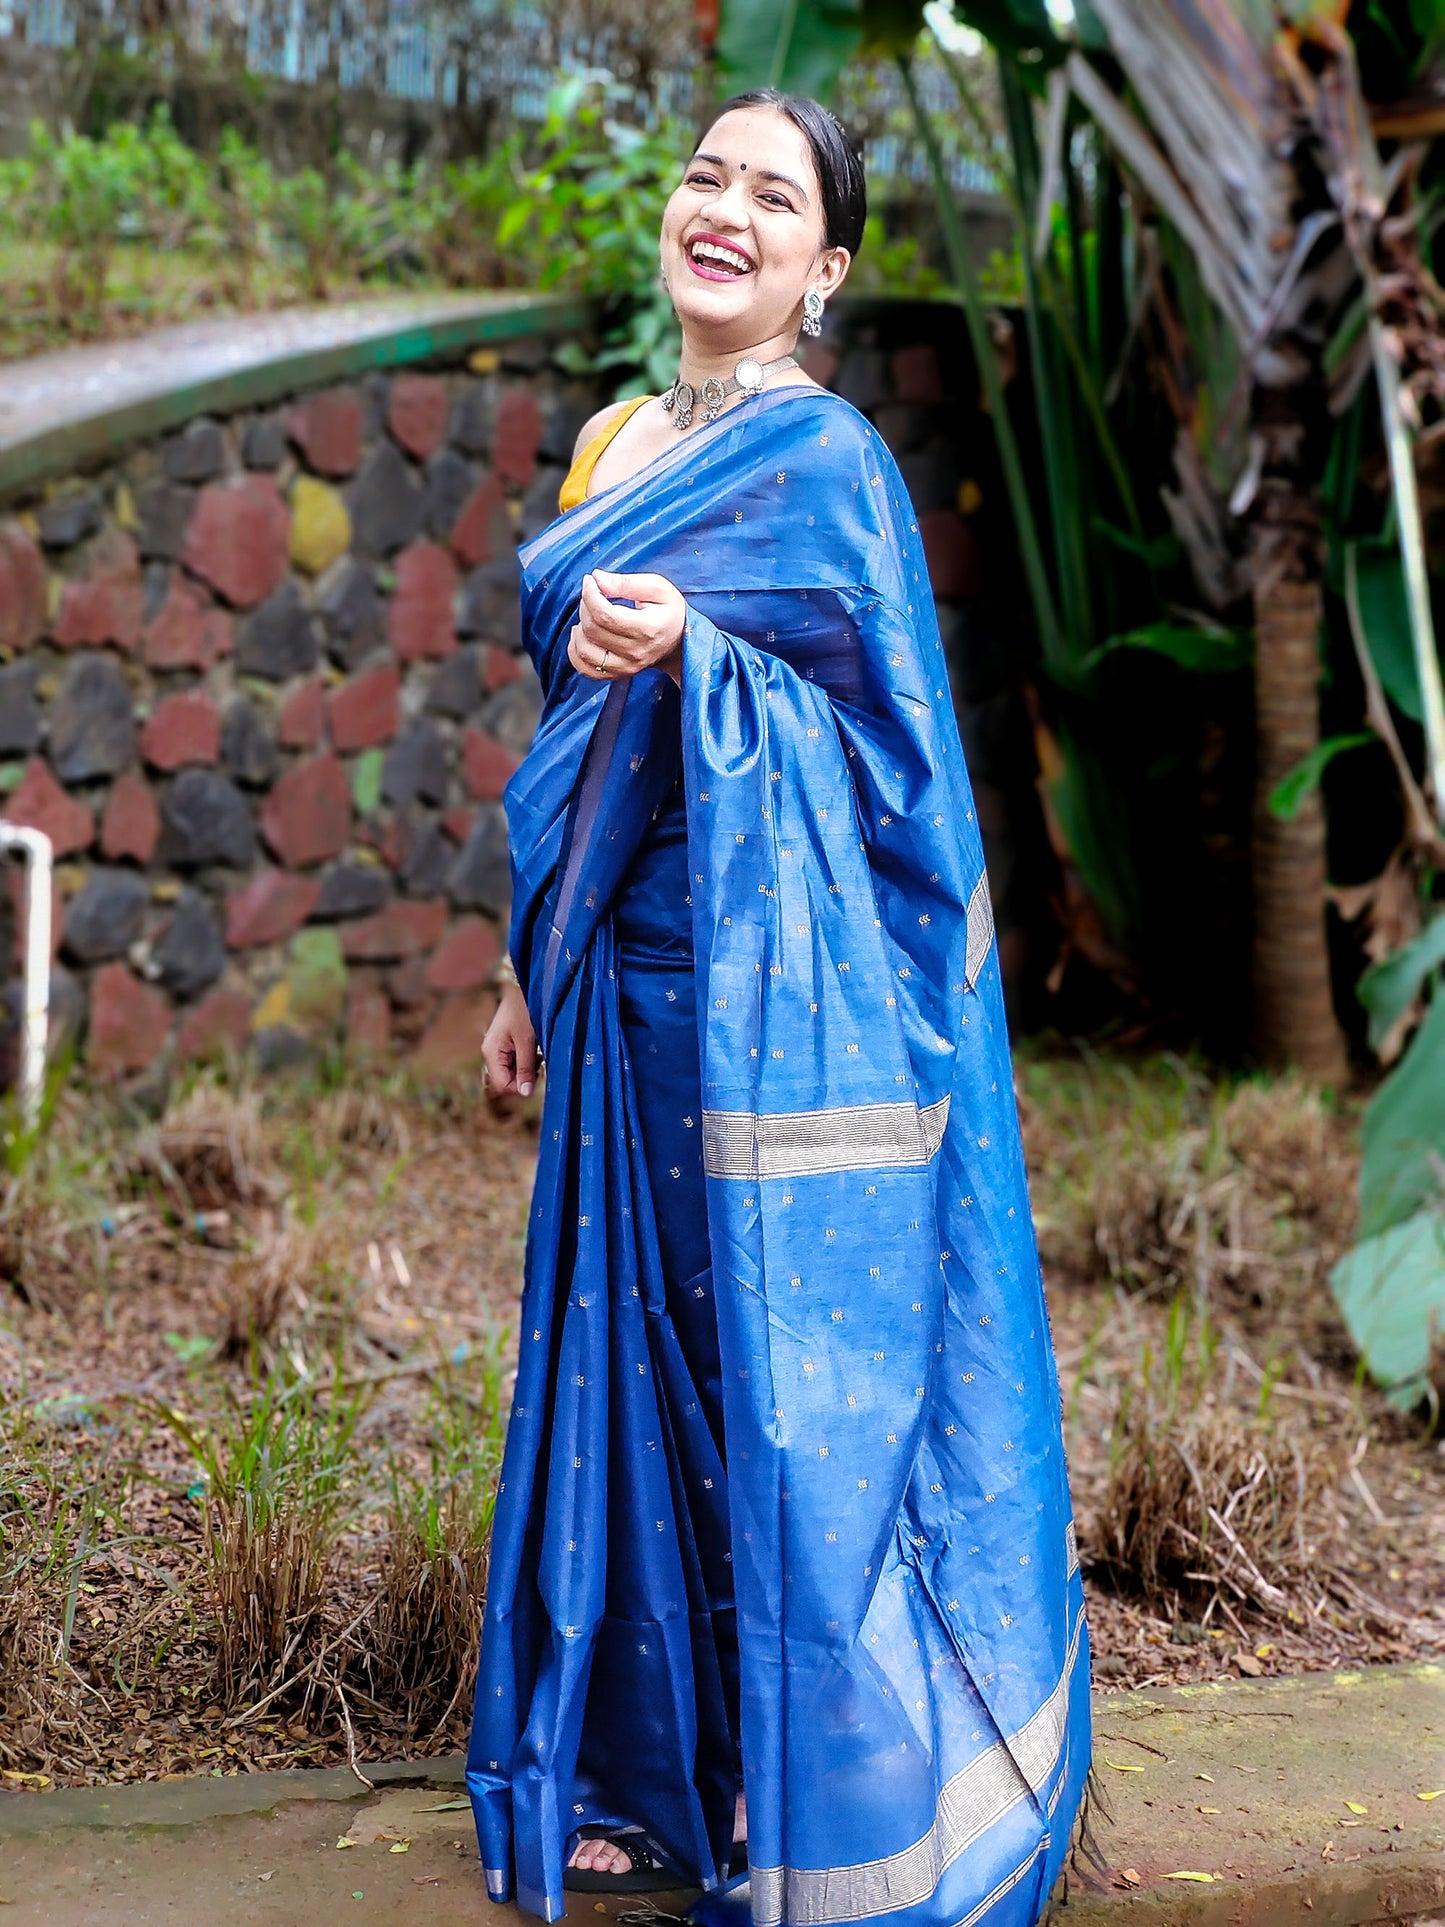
[965,875,994,990]
[702,1095,950,1182]
[748,1597,1086,1927]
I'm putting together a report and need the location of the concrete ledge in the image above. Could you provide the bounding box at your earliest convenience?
[0,1752,463,1837]
[1067,1663,1445,1924]
[0,291,597,500]
[0,1668,1440,1924]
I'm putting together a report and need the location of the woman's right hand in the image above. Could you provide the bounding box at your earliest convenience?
[483,983,540,1098]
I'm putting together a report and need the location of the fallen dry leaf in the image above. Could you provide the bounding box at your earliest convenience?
[1234,1651,1263,1677]
[1116,1869,1141,1888]
[336,1837,356,1850]
[1418,1790,1444,1801]
[411,1874,441,1886]
[1165,1872,1217,1882]
[1345,1801,1367,1815]
[1196,1772,1214,1782]
[1198,1806,1221,1814]
[389,1840,411,1854]
[1104,1758,1145,1772]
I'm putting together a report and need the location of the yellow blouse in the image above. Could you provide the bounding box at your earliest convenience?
[557,395,652,512]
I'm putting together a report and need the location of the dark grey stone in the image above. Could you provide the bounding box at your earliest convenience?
[449,381,492,457]
[122,1054,173,1119]
[0,968,84,1084]
[360,372,391,441]
[242,415,288,471]
[873,402,932,460]
[446,803,511,915]
[520,464,568,540]
[501,336,551,374]
[381,718,449,807]
[163,418,226,484]
[478,679,540,758]
[538,398,593,466]
[63,868,149,963]
[400,822,450,897]
[143,562,170,624]
[48,964,85,1056]
[349,442,424,557]
[236,581,318,682]
[220,698,278,788]
[423,449,475,541]
[424,646,483,719]
[252,1025,312,1074]
[834,348,888,415]
[136,480,195,563]
[49,655,135,783]
[315,557,384,669]
[456,556,521,649]
[161,770,256,869]
[37,490,102,550]
[898,443,958,516]
[0,661,40,757]
[315,860,392,920]
[154,887,225,997]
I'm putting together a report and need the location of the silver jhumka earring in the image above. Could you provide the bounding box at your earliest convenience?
[801,287,826,338]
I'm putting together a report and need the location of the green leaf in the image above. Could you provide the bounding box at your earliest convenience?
[953,0,1061,60]
[1358,912,1445,1057]
[1090,520,1182,570]
[1350,540,1441,724]
[1267,733,1374,821]
[717,0,865,99]
[1360,988,1445,1239]
[1330,1207,1445,1409]
[1087,623,1252,675]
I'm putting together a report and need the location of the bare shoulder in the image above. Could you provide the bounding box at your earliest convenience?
[572,399,640,463]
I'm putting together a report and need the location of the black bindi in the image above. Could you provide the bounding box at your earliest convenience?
[739,162,747,171]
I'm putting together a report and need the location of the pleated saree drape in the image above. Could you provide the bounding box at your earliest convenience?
[466,386,1091,1927]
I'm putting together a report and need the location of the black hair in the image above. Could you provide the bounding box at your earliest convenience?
[707,89,867,258]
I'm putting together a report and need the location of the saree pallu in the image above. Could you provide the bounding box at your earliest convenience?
[467,387,1091,1927]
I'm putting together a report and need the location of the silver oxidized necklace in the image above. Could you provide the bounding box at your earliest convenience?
[661,353,798,431]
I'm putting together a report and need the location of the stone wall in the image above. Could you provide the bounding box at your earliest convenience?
[0,333,602,1088]
[0,291,1051,1091]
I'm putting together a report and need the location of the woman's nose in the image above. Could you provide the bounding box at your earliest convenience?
[698,177,750,229]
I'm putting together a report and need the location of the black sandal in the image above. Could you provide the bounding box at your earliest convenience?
[563,1827,691,1894]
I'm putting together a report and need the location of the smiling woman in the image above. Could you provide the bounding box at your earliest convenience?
[467,91,1091,1927]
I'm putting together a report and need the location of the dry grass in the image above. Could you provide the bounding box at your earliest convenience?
[0,1060,533,1786]
[1092,1300,1341,1621]
[1023,1047,1445,1685]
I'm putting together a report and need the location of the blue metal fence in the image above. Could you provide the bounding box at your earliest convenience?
[0,0,998,194]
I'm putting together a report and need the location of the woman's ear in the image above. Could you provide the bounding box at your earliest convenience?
[817,247,852,298]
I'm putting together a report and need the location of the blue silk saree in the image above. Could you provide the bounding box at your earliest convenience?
[466,386,1091,1927]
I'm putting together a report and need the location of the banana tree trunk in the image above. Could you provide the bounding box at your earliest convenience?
[1247,390,1347,1080]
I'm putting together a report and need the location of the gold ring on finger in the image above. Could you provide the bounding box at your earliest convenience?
[601,649,613,675]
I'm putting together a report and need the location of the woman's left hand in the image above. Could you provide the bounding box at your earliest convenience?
[569,571,685,686]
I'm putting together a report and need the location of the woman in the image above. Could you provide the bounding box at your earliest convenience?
[468,90,1091,1927]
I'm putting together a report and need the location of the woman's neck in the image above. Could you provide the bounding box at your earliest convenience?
[675,325,800,387]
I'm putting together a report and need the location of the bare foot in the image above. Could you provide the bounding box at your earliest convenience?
[568,1837,639,1876]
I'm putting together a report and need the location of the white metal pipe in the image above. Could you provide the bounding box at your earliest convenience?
[0,824,51,1132]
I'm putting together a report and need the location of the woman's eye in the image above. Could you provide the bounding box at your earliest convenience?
[760,193,793,210]
[686,172,720,188]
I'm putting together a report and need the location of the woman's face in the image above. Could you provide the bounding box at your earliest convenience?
[659,106,851,349]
